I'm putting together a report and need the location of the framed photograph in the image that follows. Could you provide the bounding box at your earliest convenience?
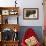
[9,10,18,15]
[23,8,39,20]
[8,16,18,24]
[2,10,9,15]
[0,15,1,24]
[0,32,1,41]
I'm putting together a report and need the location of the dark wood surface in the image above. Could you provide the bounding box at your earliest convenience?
[0,7,19,11]
[0,40,19,46]
[0,24,20,32]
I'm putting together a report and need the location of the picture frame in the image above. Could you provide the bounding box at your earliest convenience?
[2,10,9,15]
[9,10,18,15]
[2,16,18,24]
[0,32,1,41]
[0,15,1,24]
[8,16,18,24]
[23,8,39,20]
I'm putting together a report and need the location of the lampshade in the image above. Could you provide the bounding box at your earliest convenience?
[13,28,17,32]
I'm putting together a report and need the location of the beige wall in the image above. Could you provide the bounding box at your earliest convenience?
[43,0,46,46]
[44,0,46,27]
[19,0,44,26]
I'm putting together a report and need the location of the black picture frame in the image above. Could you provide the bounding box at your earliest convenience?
[23,8,39,20]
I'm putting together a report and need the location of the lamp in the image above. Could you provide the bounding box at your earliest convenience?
[15,0,17,7]
[14,28,17,32]
[13,28,18,41]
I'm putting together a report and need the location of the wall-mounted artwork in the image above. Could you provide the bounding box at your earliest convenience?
[23,8,39,20]
[0,15,1,24]
[0,32,1,41]
[2,10,9,15]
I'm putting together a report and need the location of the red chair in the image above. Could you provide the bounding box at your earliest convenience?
[21,28,41,46]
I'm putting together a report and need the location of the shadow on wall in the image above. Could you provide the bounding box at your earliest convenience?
[18,26,43,44]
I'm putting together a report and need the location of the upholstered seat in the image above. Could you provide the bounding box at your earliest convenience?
[21,28,41,46]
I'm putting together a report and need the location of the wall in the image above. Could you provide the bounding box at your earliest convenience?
[19,0,44,26]
[44,0,46,27]
[43,0,46,46]
[0,0,44,26]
